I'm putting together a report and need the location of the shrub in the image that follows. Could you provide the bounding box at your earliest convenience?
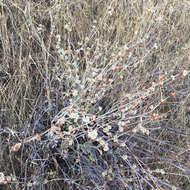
[0,0,190,189]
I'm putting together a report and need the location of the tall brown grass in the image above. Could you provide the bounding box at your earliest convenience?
[0,0,190,189]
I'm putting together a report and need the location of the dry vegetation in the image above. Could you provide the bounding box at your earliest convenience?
[0,0,190,189]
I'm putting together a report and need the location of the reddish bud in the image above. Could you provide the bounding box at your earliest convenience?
[10,143,21,152]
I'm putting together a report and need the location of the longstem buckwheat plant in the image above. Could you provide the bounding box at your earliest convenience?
[1,0,190,190]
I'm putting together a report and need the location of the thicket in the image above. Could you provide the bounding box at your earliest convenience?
[0,0,190,189]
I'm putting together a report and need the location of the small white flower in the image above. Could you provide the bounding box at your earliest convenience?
[118,121,125,126]
[72,89,78,97]
[113,135,118,143]
[122,155,128,160]
[92,72,97,77]
[97,74,102,81]
[150,105,154,110]
[83,116,90,123]
[70,112,79,120]
[119,126,124,132]
[132,127,138,133]
[75,79,81,84]
[68,126,73,132]
[56,34,61,41]
[107,125,112,130]
[58,48,65,55]
[103,126,111,133]
[118,51,122,56]
[103,143,109,151]
[183,70,188,76]
[154,169,165,175]
[65,24,72,32]
[108,168,112,174]
[88,129,98,140]
[171,186,177,190]
[56,44,60,49]
[124,45,129,50]
[156,16,163,22]
[99,106,102,111]
[120,142,126,147]
[154,41,159,48]
[80,84,85,89]
[138,124,150,135]
[0,172,5,181]
[171,75,175,80]
[68,139,73,146]
[102,170,107,177]
[91,115,96,120]
[98,138,105,146]
[57,117,65,126]
[85,37,89,41]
